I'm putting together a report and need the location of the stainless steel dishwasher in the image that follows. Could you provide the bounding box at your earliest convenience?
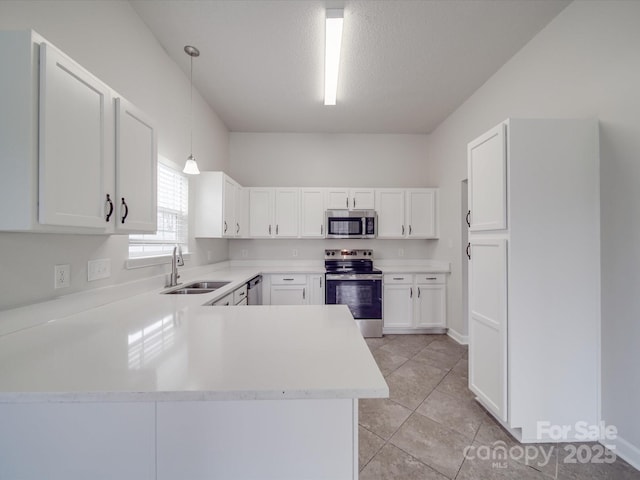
[247,275,263,305]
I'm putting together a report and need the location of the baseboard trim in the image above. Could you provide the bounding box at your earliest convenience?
[447,328,468,345]
[602,434,640,472]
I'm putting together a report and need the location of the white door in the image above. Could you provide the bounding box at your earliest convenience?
[274,188,299,237]
[350,189,375,210]
[415,284,446,328]
[383,284,413,328]
[115,97,157,233]
[376,189,405,238]
[222,176,236,237]
[270,285,307,305]
[235,187,249,238]
[468,123,507,231]
[38,42,111,230]
[468,238,508,421]
[406,189,437,238]
[249,188,273,238]
[326,189,350,210]
[300,189,325,237]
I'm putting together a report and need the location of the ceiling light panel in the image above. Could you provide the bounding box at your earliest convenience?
[324,8,344,106]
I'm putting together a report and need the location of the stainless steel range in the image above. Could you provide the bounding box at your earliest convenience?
[325,249,383,337]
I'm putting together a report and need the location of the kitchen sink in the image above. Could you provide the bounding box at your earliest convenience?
[162,280,230,295]
[184,281,230,289]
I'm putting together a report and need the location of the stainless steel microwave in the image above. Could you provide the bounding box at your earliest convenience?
[325,210,377,239]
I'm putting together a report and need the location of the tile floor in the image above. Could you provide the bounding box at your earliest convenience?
[359,334,640,480]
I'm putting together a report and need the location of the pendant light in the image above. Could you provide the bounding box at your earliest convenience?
[183,45,200,175]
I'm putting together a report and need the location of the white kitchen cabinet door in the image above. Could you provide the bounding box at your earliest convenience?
[350,189,375,210]
[300,189,325,237]
[468,238,508,422]
[383,284,413,328]
[223,176,237,237]
[38,42,112,230]
[415,283,446,328]
[249,188,274,238]
[274,188,299,237]
[325,189,350,210]
[406,189,437,238]
[270,285,308,305]
[308,275,325,305]
[468,123,507,232]
[376,189,405,238]
[114,97,157,233]
[236,186,249,238]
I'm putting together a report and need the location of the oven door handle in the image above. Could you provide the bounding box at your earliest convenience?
[325,274,382,281]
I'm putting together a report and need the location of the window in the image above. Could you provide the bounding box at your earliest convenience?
[129,160,189,258]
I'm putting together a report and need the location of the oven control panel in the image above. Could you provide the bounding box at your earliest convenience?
[324,249,373,260]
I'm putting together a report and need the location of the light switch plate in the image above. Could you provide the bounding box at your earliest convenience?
[88,258,111,282]
[54,264,70,289]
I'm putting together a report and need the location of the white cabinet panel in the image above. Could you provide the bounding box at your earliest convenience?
[415,284,446,328]
[383,284,413,328]
[308,274,325,305]
[115,97,157,233]
[384,273,446,333]
[300,188,325,237]
[326,188,374,210]
[223,176,237,237]
[406,189,437,238]
[236,186,249,238]
[326,189,350,209]
[376,189,405,238]
[249,188,274,238]
[0,402,155,480]
[271,285,307,305]
[39,42,111,230]
[274,188,299,237]
[194,172,242,238]
[468,239,508,422]
[468,123,507,231]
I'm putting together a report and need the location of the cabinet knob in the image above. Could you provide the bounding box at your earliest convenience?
[276,224,279,235]
[303,287,306,300]
[410,287,413,298]
[418,287,421,298]
[269,224,272,235]
[402,225,405,235]
[236,223,240,234]
[120,198,129,224]
[409,225,412,235]
[224,221,228,233]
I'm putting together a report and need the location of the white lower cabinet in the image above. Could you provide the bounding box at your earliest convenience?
[308,274,325,305]
[270,274,308,305]
[383,273,446,334]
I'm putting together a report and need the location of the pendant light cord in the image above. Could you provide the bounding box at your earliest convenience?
[189,53,193,156]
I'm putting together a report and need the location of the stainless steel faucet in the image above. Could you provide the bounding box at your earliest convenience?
[166,245,184,287]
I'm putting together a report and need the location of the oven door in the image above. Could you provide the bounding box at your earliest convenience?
[325,274,382,319]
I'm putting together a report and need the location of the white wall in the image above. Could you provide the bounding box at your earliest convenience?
[228,133,436,260]
[0,1,230,310]
[427,1,640,464]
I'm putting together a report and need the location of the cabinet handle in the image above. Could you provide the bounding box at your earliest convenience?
[303,288,306,300]
[346,198,349,208]
[236,223,240,234]
[418,287,421,298]
[105,194,114,222]
[409,225,412,235]
[466,242,471,260]
[283,278,294,281]
[425,277,437,280]
[402,225,405,235]
[269,224,272,235]
[320,224,323,235]
[120,198,128,224]
[320,277,322,288]
[353,198,356,208]
[239,291,245,297]
[466,210,471,227]
[276,224,279,235]
[410,287,413,298]
[224,221,228,233]
[393,277,405,280]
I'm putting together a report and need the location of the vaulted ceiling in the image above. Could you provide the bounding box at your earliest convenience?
[131,0,570,134]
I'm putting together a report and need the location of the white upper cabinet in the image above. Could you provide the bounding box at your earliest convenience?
[377,188,438,239]
[114,97,157,233]
[194,172,242,238]
[248,188,299,238]
[326,188,375,210]
[300,188,325,238]
[467,123,507,232]
[0,31,157,234]
[274,188,299,237]
[376,189,405,238]
[38,42,112,230]
[248,188,273,238]
[235,187,249,238]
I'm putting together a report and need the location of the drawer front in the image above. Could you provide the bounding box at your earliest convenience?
[233,285,248,304]
[270,274,307,285]
[383,274,412,285]
[213,293,233,306]
[415,273,446,284]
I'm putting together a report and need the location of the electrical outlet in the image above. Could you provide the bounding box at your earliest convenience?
[398,248,405,257]
[292,249,298,257]
[54,264,70,289]
[88,258,111,282]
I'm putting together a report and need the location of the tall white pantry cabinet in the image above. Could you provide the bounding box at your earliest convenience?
[467,119,600,442]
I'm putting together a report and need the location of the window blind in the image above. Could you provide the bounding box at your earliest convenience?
[129,163,189,257]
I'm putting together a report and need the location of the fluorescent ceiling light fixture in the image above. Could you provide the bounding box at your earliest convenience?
[324,8,344,106]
